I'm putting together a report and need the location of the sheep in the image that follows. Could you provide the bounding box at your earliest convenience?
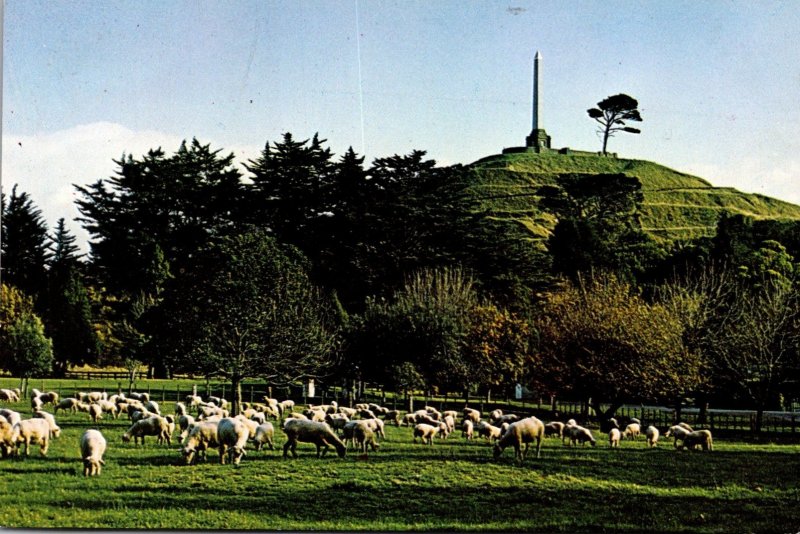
[143,400,161,415]
[645,426,660,447]
[0,388,20,402]
[217,417,249,465]
[32,410,61,439]
[354,423,380,453]
[163,415,177,440]
[609,428,621,448]
[97,400,119,419]
[284,412,308,423]
[130,409,151,423]
[368,403,389,416]
[354,403,369,411]
[325,412,350,431]
[362,417,386,440]
[88,403,103,423]
[185,395,203,408]
[208,396,228,410]
[174,402,188,417]
[493,417,545,461]
[304,408,327,422]
[253,422,275,451]
[198,405,228,420]
[489,409,504,424]
[36,391,59,406]
[180,421,220,464]
[664,424,693,448]
[462,419,474,440]
[178,414,196,441]
[402,413,417,427]
[544,421,565,439]
[383,410,401,426]
[357,409,377,420]
[0,418,19,457]
[423,406,442,420]
[14,418,52,456]
[248,411,267,425]
[476,421,503,442]
[122,416,171,446]
[31,396,44,411]
[279,399,295,414]
[233,415,259,440]
[443,414,456,435]
[462,408,481,424]
[496,414,520,425]
[566,424,597,447]
[623,423,641,440]
[80,429,107,477]
[413,423,440,446]
[338,407,357,418]
[679,429,713,452]
[127,392,150,402]
[282,418,347,459]
[0,409,22,427]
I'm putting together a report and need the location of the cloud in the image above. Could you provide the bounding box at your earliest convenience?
[2,122,261,252]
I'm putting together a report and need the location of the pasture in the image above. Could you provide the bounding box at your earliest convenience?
[1,386,800,532]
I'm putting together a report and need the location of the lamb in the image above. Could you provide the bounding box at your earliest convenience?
[402,413,418,427]
[383,410,401,426]
[443,414,456,435]
[35,391,59,406]
[354,423,380,453]
[0,409,21,426]
[645,425,660,447]
[623,423,641,440]
[325,412,351,431]
[462,419,474,440]
[679,429,713,451]
[544,421,565,439]
[144,400,161,415]
[32,410,61,439]
[253,422,275,451]
[233,414,259,440]
[496,414,520,425]
[0,418,19,457]
[413,423,440,446]
[462,408,481,424]
[217,417,249,465]
[180,420,220,464]
[664,424,693,448]
[362,417,386,439]
[174,402,188,417]
[122,416,171,446]
[97,400,119,419]
[278,399,295,413]
[282,418,347,458]
[609,428,621,448]
[88,403,103,423]
[476,421,503,442]
[0,388,20,402]
[80,429,107,476]
[566,424,597,447]
[178,414,196,441]
[14,418,52,456]
[492,416,545,461]
[489,409,503,423]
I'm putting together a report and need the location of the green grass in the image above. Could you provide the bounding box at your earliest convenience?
[2,394,800,532]
[464,152,800,244]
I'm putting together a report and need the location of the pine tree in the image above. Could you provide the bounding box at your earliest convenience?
[0,185,51,299]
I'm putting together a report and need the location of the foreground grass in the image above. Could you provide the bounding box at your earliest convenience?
[1,397,800,532]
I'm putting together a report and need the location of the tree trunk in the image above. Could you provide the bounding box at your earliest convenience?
[602,127,610,155]
[674,398,683,424]
[232,375,243,416]
[590,399,622,424]
[754,406,764,434]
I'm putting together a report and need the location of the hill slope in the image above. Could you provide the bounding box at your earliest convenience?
[464,152,800,243]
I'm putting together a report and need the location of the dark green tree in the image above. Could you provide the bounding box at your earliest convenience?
[587,94,642,154]
[0,185,51,299]
[155,230,339,415]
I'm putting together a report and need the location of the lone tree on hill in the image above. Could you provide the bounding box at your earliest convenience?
[587,93,642,154]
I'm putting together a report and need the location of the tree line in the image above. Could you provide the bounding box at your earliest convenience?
[2,133,800,426]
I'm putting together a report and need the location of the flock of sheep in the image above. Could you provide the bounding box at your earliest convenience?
[0,386,714,477]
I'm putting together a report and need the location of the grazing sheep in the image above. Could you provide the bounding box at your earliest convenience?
[233,415,259,440]
[338,407,357,418]
[462,408,481,424]
[14,418,52,456]
[609,428,621,448]
[496,414,520,425]
[127,392,150,403]
[217,417,249,465]
[443,414,456,435]
[476,421,503,442]
[88,403,103,423]
[144,400,161,415]
[278,399,295,414]
[80,429,107,477]
[679,429,713,451]
[129,409,151,423]
[0,389,20,402]
[493,417,545,461]
[402,413,417,427]
[362,418,386,439]
[357,409,377,420]
[36,391,59,406]
[253,422,275,451]
[97,400,119,419]
[566,424,597,447]
[122,416,171,446]
[462,419,474,440]
[544,421,565,439]
[413,423,440,446]
[32,410,61,439]
[31,396,44,411]
[304,409,328,423]
[623,423,641,440]
[0,409,22,427]
[354,423,380,453]
[368,403,389,416]
[383,410,401,426]
[283,419,347,459]
[443,410,459,421]
[664,424,693,448]
[489,409,504,424]
[174,402,188,417]
[178,414,196,441]
[645,426,660,447]
[185,395,203,408]
[207,396,228,409]
[180,421,220,464]
[0,419,18,457]
[325,412,351,431]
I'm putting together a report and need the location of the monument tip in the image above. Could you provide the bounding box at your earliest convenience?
[535,50,542,60]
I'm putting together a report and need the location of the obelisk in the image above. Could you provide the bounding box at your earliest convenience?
[526,50,551,151]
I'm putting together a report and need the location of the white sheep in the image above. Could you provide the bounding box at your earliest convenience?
[489,409,504,423]
[413,423,440,445]
[645,426,660,447]
[32,410,61,439]
[174,402,188,417]
[217,417,249,465]
[253,422,275,451]
[88,403,103,423]
[402,413,417,427]
[462,419,474,440]
[181,421,220,464]
[282,418,347,458]
[279,399,295,414]
[609,428,621,448]
[566,424,597,447]
[679,429,713,451]
[476,421,503,442]
[178,414,196,441]
[493,417,545,461]
[80,429,107,476]
[0,418,18,457]
[325,412,351,431]
[0,389,20,402]
[383,410,401,426]
[14,418,52,456]
[122,416,171,446]
[354,422,379,453]
[623,423,641,440]
[0,409,22,427]
[35,391,59,406]
[544,421,565,439]
[462,408,481,424]
[144,400,161,415]
[443,414,456,435]
[97,400,119,419]
[664,424,693,448]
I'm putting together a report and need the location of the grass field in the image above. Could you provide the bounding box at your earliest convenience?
[2,390,800,533]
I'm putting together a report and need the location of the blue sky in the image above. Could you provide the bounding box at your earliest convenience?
[4,1,800,248]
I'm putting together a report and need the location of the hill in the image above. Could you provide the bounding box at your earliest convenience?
[464,151,800,243]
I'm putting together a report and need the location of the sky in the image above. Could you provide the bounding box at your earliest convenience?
[3,1,800,250]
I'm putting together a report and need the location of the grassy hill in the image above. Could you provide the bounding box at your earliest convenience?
[464,151,800,244]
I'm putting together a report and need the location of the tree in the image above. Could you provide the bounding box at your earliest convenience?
[535,273,704,421]
[0,185,51,300]
[155,230,339,415]
[0,284,54,393]
[587,94,642,154]
[0,283,37,371]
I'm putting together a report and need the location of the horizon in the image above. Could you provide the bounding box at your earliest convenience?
[4,1,800,250]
